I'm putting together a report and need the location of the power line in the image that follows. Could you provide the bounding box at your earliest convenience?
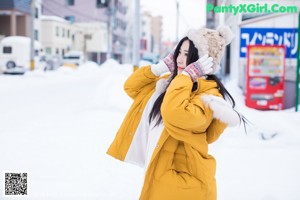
[43,0,107,22]
[42,6,59,16]
[179,12,191,29]
[43,6,106,34]
[43,5,98,25]
[48,0,104,21]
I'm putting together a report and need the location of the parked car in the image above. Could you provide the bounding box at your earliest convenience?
[40,54,62,71]
[62,51,84,68]
[141,52,159,64]
[0,36,45,74]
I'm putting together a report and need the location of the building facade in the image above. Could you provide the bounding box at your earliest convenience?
[40,15,73,56]
[42,0,108,23]
[40,15,108,64]
[141,12,152,55]
[75,21,108,64]
[151,15,163,55]
[0,0,42,41]
[215,0,300,108]
[109,0,128,63]
[124,7,163,64]
[42,0,128,63]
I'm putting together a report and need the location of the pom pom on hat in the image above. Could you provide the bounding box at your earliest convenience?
[186,25,234,74]
[217,25,234,45]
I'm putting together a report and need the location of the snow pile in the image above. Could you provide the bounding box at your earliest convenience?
[90,60,133,112]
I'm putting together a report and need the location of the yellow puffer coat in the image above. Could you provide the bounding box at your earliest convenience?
[107,66,240,200]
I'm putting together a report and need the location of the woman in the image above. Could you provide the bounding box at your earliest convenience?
[107,25,242,200]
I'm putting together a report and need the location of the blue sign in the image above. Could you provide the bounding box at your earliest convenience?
[240,28,298,58]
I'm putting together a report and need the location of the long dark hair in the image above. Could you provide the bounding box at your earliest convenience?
[149,37,247,129]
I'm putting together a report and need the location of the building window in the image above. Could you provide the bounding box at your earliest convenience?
[140,39,147,50]
[35,49,39,56]
[67,30,70,38]
[66,0,75,6]
[56,26,59,37]
[56,48,59,55]
[34,30,39,40]
[62,28,65,37]
[35,7,39,18]
[45,47,52,55]
[114,18,117,29]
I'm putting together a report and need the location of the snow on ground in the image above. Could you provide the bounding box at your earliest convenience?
[0,59,300,200]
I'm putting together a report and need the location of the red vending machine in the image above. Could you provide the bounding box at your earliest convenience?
[245,45,286,110]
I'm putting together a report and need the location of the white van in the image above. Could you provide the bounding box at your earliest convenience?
[62,51,84,67]
[0,36,44,74]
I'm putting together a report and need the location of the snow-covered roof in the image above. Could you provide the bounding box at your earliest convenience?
[0,36,41,46]
[1,36,30,45]
[64,50,84,56]
[40,15,69,24]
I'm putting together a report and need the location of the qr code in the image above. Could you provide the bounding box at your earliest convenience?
[4,172,28,196]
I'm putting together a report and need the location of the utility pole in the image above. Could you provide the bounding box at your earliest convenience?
[133,0,140,71]
[176,0,179,42]
[107,17,111,60]
[30,0,35,71]
[106,0,114,60]
[83,34,92,62]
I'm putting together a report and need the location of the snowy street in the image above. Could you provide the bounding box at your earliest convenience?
[1,60,300,200]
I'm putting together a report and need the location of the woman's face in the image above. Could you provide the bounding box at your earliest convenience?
[176,40,190,74]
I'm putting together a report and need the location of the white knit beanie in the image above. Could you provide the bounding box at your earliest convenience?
[186,25,234,74]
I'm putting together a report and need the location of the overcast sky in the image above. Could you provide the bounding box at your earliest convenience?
[140,0,206,41]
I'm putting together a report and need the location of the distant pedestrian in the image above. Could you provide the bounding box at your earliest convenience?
[107,25,245,200]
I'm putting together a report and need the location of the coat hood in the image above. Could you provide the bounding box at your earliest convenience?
[201,94,240,126]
